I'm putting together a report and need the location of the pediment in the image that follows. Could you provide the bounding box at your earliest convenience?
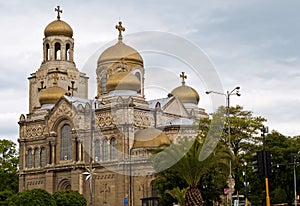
[162,97,188,117]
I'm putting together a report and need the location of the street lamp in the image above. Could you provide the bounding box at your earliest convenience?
[243,162,249,206]
[206,86,241,206]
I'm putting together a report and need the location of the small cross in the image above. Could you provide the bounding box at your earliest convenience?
[115,21,125,41]
[67,81,78,96]
[180,72,187,85]
[52,73,59,85]
[55,6,63,20]
[38,81,46,92]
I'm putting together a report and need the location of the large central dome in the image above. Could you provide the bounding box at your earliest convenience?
[97,41,143,64]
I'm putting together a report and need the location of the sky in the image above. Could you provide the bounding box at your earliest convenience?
[0,0,299,143]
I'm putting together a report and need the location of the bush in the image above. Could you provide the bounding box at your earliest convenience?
[8,189,56,206]
[53,190,87,206]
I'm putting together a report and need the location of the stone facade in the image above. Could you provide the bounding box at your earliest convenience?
[18,7,207,206]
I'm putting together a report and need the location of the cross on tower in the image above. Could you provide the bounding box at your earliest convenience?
[67,81,78,96]
[115,21,125,41]
[55,6,62,20]
[38,81,46,92]
[180,72,187,85]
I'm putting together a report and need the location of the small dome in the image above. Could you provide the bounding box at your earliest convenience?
[133,128,170,149]
[171,85,200,105]
[98,41,143,64]
[39,86,67,105]
[106,71,140,93]
[44,20,73,37]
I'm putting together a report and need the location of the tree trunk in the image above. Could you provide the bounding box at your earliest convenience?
[185,187,203,206]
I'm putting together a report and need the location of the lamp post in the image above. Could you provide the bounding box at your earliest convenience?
[206,86,241,206]
[243,162,249,206]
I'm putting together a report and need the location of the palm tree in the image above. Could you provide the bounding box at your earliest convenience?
[153,137,231,206]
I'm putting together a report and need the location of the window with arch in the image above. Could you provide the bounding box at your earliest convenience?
[46,43,50,61]
[28,149,32,168]
[94,139,100,162]
[110,138,117,160]
[135,72,141,93]
[34,148,39,168]
[41,147,46,167]
[60,124,72,160]
[101,72,107,94]
[54,42,61,60]
[102,138,108,161]
[65,43,70,61]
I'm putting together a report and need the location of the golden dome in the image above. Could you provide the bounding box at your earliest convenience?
[106,71,140,92]
[133,128,170,149]
[39,86,67,105]
[171,85,200,105]
[98,41,143,64]
[44,20,73,37]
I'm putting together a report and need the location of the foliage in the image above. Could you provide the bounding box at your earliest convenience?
[166,187,186,206]
[0,139,19,195]
[8,189,56,206]
[0,190,14,206]
[153,136,231,205]
[53,190,87,206]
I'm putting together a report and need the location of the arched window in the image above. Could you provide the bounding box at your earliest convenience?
[102,138,108,161]
[101,72,107,94]
[110,138,117,160]
[60,124,72,160]
[65,43,70,60]
[55,42,61,60]
[135,72,141,94]
[34,148,39,167]
[28,149,32,168]
[94,139,100,162]
[41,147,46,167]
[46,43,50,61]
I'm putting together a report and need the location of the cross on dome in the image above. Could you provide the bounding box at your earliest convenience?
[115,21,125,41]
[180,72,187,85]
[55,6,62,20]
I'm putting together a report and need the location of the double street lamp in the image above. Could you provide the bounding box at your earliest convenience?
[206,86,241,206]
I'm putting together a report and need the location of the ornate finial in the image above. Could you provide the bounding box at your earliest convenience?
[180,72,187,85]
[52,73,59,85]
[115,21,125,41]
[55,6,63,20]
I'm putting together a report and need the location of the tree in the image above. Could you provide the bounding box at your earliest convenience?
[0,139,19,194]
[53,190,87,206]
[153,137,231,205]
[8,189,56,206]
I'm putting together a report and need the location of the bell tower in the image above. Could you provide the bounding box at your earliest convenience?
[28,6,88,112]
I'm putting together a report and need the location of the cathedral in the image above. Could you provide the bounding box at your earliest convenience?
[18,6,207,206]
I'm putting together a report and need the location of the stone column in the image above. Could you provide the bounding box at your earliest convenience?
[51,142,56,165]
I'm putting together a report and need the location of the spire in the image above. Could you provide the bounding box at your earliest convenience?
[180,72,187,85]
[55,6,62,20]
[115,21,125,41]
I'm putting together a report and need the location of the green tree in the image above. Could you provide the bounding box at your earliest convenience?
[8,189,56,206]
[0,139,19,195]
[153,137,231,206]
[53,190,87,206]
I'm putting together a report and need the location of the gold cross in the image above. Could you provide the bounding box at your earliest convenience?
[55,6,62,20]
[115,21,125,40]
[180,72,187,85]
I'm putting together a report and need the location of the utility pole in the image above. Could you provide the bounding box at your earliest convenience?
[262,126,270,206]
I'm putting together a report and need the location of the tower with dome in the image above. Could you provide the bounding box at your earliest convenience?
[18,6,207,205]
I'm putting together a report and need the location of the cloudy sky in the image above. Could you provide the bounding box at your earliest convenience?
[0,0,299,142]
